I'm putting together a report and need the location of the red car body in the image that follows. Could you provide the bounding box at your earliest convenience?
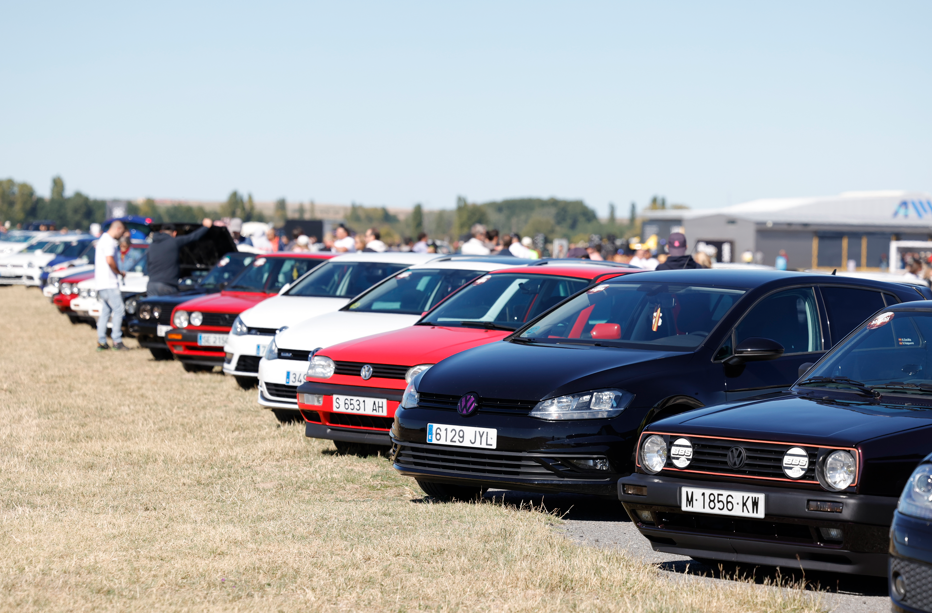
[167,253,334,368]
[52,271,94,313]
[298,263,639,447]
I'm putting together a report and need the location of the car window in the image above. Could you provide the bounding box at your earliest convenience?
[734,288,821,355]
[286,261,408,298]
[347,268,482,315]
[198,255,255,290]
[269,258,324,292]
[820,286,887,344]
[422,274,590,328]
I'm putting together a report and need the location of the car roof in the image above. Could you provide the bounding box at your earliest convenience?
[885,300,932,312]
[492,261,641,280]
[596,268,926,292]
[327,252,438,265]
[259,252,335,260]
[406,259,529,272]
[46,234,94,242]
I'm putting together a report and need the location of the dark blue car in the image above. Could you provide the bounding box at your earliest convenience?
[891,452,932,612]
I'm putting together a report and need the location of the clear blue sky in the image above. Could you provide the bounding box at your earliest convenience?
[2,1,930,216]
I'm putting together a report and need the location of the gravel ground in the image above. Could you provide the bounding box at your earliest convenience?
[489,490,890,613]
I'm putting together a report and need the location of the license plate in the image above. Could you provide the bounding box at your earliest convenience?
[333,395,387,416]
[156,325,171,337]
[255,343,268,356]
[285,370,305,385]
[681,486,765,518]
[197,333,228,346]
[427,423,497,449]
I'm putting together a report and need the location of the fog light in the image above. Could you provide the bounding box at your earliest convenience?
[808,500,843,513]
[623,484,647,496]
[302,394,323,406]
[636,510,654,524]
[568,458,610,471]
[819,527,844,542]
[224,352,233,364]
[892,572,906,599]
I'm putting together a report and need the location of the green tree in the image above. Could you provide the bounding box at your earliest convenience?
[244,193,256,221]
[51,176,65,201]
[629,202,636,227]
[608,202,616,226]
[274,198,287,224]
[296,202,305,220]
[221,191,244,219]
[521,215,556,239]
[454,196,488,237]
[13,182,36,222]
[0,179,15,222]
[410,203,424,236]
[138,198,163,223]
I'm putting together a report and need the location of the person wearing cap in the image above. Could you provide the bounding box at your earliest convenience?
[228,218,252,246]
[521,236,540,259]
[146,218,213,296]
[655,232,702,270]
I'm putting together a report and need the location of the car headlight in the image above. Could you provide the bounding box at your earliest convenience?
[265,339,279,360]
[898,463,932,520]
[79,288,88,298]
[306,355,335,378]
[401,380,419,409]
[529,389,632,420]
[152,305,162,320]
[61,283,71,295]
[189,311,203,327]
[173,310,189,328]
[88,288,97,299]
[125,297,138,315]
[640,434,668,474]
[819,450,857,491]
[231,315,248,336]
[405,364,433,384]
[139,304,152,320]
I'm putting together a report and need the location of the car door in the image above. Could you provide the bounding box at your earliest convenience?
[721,286,826,402]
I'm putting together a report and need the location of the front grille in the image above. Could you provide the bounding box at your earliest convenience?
[235,355,261,373]
[201,312,237,327]
[264,383,298,403]
[327,413,394,430]
[892,556,932,611]
[334,361,409,380]
[655,511,816,544]
[678,437,819,481]
[247,327,277,335]
[417,392,538,415]
[278,348,311,361]
[301,410,322,423]
[394,442,556,478]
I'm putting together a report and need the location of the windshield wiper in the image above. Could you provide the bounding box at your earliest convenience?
[510,336,538,344]
[869,382,932,395]
[458,321,516,331]
[798,376,878,398]
[228,285,261,292]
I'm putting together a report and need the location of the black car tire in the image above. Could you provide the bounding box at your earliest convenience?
[149,348,174,361]
[182,363,211,373]
[272,409,302,424]
[67,314,81,325]
[234,376,256,390]
[416,479,486,502]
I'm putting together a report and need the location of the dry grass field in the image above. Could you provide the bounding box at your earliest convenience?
[0,286,824,612]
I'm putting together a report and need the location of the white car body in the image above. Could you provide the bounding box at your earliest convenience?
[70,269,150,320]
[0,234,88,286]
[223,252,436,379]
[43,263,95,297]
[0,231,50,256]
[256,258,519,410]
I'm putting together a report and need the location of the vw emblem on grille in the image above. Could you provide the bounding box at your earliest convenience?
[360,364,373,380]
[726,446,747,469]
[456,393,479,416]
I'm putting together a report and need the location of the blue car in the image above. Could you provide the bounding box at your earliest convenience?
[39,237,96,286]
[891,452,932,612]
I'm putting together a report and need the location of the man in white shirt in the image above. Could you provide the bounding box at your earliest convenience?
[412,232,429,253]
[461,223,491,255]
[333,225,356,253]
[94,220,128,351]
[364,228,388,252]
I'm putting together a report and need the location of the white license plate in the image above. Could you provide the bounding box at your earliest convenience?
[157,325,171,337]
[681,486,765,518]
[197,333,228,346]
[254,343,268,357]
[427,423,497,449]
[333,395,387,416]
[284,370,305,385]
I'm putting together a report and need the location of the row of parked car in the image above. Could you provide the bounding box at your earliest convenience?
[24,219,932,612]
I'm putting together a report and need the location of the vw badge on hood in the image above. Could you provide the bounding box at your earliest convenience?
[360,364,373,380]
[456,393,479,416]
[782,447,809,479]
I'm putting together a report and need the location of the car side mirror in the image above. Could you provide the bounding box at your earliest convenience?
[725,337,785,366]
[798,362,815,379]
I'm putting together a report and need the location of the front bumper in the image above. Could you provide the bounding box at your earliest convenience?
[0,270,27,285]
[128,320,171,349]
[166,327,229,364]
[618,472,896,576]
[222,333,274,378]
[297,380,403,446]
[256,357,309,408]
[890,510,932,613]
[391,406,636,498]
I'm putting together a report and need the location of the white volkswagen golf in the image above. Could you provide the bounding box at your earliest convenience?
[256,257,527,422]
[223,252,436,386]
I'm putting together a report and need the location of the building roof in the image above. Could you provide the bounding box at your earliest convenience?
[643,191,932,227]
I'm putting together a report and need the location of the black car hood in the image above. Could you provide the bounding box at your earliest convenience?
[138,288,214,309]
[418,340,680,402]
[653,395,932,447]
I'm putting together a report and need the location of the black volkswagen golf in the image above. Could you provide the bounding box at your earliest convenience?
[391,269,930,501]
[890,451,932,612]
[619,303,932,577]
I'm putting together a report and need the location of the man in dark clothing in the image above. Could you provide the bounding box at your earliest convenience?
[146,218,213,296]
[656,232,703,270]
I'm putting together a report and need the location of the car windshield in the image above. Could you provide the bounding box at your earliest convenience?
[420,273,590,330]
[197,255,255,290]
[46,240,90,258]
[227,256,326,293]
[346,268,483,315]
[516,281,746,350]
[27,240,52,252]
[796,311,932,403]
[0,233,37,243]
[286,261,409,298]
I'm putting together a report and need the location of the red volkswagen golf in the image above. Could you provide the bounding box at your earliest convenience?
[167,253,333,372]
[297,262,639,450]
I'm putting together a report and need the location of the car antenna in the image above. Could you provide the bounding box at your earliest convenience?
[831,269,836,275]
